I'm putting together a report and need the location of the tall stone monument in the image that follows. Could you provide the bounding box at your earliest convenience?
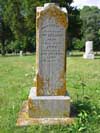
[17,3,72,125]
[28,3,70,118]
[83,41,94,59]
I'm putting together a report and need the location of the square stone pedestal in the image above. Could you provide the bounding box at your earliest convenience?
[28,87,70,118]
[16,87,73,126]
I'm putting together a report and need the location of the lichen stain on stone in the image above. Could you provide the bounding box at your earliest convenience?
[17,101,72,126]
[28,99,51,117]
[60,70,66,87]
[37,5,68,29]
[33,77,36,87]
[22,112,29,119]
[36,73,44,96]
[63,112,68,117]
[28,98,33,109]
[28,99,41,115]
[54,88,66,96]
[28,99,41,116]
[36,5,68,96]
[53,70,66,96]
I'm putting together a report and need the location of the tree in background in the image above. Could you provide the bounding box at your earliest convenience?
[0,0,82,55]
[4,0,32,53]
[49,0,82,50]
[0,0,13,55]
[80,6,100,51]
[20,0,82,51]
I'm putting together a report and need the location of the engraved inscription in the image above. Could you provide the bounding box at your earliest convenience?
[38,16,66,95]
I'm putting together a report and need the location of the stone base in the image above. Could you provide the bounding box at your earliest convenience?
[16,87,72,126]
[83,53,94,59]
[16,101,73,126]
[28,87,70,118]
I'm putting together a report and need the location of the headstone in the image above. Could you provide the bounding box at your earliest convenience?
[28,3,70,118]
[67,50,72,56]
[20,50,23,56]
[83,41,94,59]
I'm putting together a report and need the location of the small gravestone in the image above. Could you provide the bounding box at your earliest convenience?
[17,3,72,126]
[19,50,23,56]
[83,41,94,59]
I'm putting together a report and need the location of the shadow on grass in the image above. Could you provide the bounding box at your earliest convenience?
[95,57,100,59]
[95,53,100,56]
[70,100,95,117]
[70,54,83,57]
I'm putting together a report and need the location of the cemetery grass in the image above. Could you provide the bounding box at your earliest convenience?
[0,53,100,133]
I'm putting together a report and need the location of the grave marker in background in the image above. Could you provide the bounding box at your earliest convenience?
[19,50,23,56]
[83,41,94,59]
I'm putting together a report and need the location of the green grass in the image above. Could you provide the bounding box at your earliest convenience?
[0,54,100,133]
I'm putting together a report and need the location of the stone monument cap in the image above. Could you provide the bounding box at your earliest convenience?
[44,3,67,14]
[37,3,67,16]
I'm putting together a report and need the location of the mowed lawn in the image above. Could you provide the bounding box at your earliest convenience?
[0,53,100,133]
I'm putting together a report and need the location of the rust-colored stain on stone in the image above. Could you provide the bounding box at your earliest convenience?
[28,99,51,117]
[28,98,33,109]
[28,98,42,116]
[36,73,44,96]
[37,5,68,28]
[28,98,41,116]
[53,70,66,96]
[54,88,66,96]
[16,101,73,126]
[35,5,68,96]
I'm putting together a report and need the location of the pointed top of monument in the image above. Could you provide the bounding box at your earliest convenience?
[43,3,67,14]
[37,3,67,15]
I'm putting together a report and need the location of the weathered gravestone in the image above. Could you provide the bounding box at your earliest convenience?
[28,3,70,118]
[17,3,72,126]
[83,41,94,59]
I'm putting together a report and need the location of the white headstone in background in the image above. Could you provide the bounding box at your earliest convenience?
[83,41,94,59]
[20,51,23,56]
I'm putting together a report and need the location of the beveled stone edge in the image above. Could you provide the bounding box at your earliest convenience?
[29,87,70,99]
[37,3,67,14]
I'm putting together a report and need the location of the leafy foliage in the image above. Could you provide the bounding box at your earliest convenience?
[80,6,100,51]
[0,1,100,53]
[0,0,82,55]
